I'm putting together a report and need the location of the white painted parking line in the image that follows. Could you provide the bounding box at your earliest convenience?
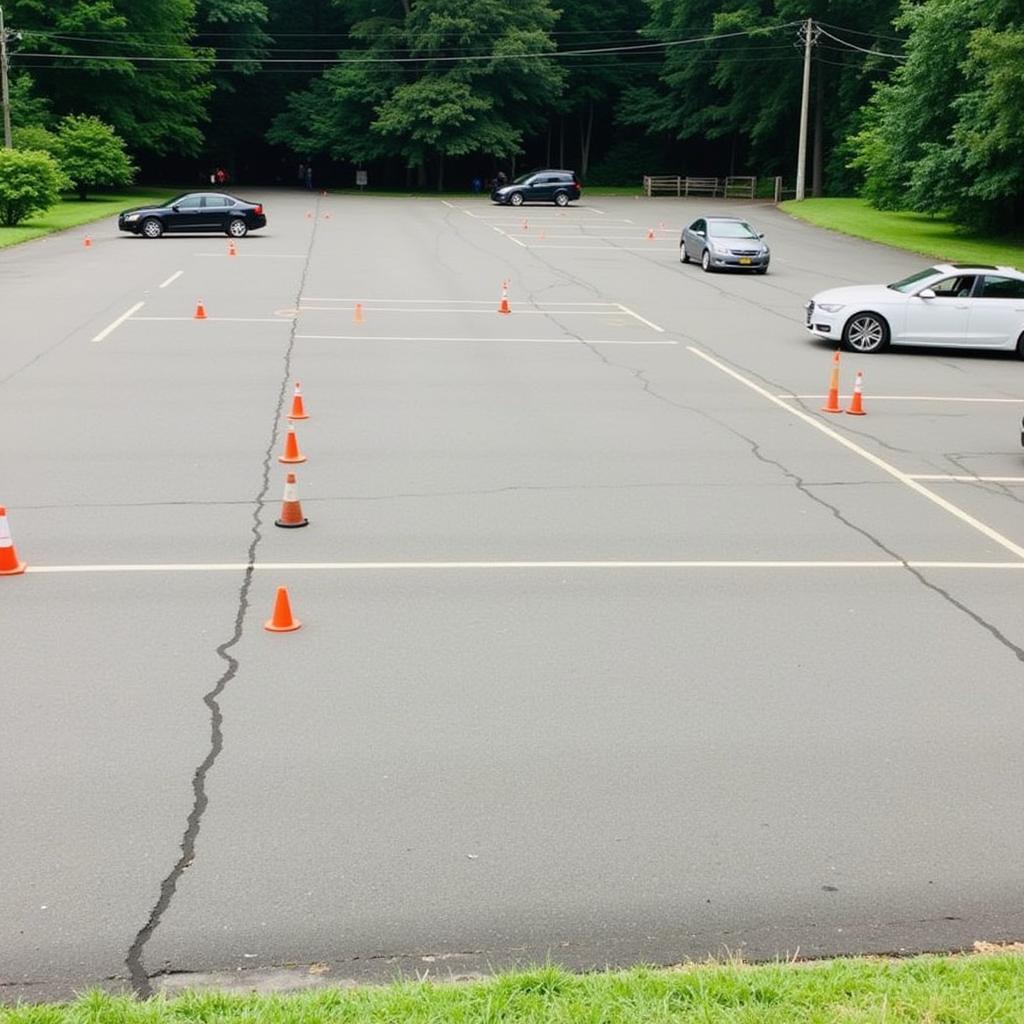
[24,560,1024,575]
[298,306,644,316]
[779,394,1023,404]
[194,253,307,259]
[130,316,284,323]
[158,271,183,289]
[689,346,1024,561]
[616,303,665,333]
[440,200,456,208]
[517,244,678,251]
[91,302,145,343]
[300,298,623,307]
[910,475,1024,483]
[295,334,677,345]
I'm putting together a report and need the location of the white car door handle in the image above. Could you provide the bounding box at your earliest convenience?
[954,303,969,309]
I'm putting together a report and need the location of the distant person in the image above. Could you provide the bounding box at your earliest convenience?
[305,165,313,190]
[471,176,482,194]
[297,163,305,188]
[495,170,508,188]
[215,167,227,186]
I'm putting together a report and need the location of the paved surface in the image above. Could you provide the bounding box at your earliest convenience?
[3,192,1024,1002]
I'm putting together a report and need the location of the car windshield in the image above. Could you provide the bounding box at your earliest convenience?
[512,172,536,185]
[888,268,941,292]
[709,221,758,239]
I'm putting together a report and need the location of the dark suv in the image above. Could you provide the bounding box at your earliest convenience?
[491,170,582,207]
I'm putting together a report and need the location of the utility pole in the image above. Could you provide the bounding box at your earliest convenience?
[0,5,13,149]
[795,17,815,201]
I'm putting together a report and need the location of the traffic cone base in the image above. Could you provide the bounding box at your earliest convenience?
[264,586,301,631]
[275,472,309,528]
[0,506,26,576]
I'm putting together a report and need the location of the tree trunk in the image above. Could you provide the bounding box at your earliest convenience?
[416,162,427,189]
[579,102,594,179]
[546,123,551,167]
[729,133,736,176]
[558,116,564,167]
[812,63,824,197]
[437,151,444,192]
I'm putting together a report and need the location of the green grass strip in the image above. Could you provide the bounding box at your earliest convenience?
[780,197,1024,268]
[4,954,1024,1023]
[0,188,178,250]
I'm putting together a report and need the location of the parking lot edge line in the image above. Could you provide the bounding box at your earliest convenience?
[616,303,665,333]
[22,560,1024,575]
[91,301,145,343]
[910,475,1024,483]
[292,334,676,345]
[687,345,1024,561]
[778,394,1023,404]
[158,271,183,289]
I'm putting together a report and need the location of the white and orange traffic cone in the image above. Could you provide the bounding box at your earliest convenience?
[821,351,842,413]
[278,422,307,464]
[194,299,208,320]
[646,228,655,240]
[497,283,511,315]
[0,506,26,576]
[287,381,309,420]
[83,236,92,249]
[846,370,866,416]
[228,240,237,257]
[274,473,309,528]
[264,586,301,632]
[353,302,365,325]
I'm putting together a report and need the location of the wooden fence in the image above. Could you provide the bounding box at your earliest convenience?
[642,175,758,199]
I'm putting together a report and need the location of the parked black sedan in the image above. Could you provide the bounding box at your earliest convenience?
[118,192,266,238]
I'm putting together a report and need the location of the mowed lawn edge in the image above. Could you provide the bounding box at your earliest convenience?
[4,953,1024,1021]
[780,197,1024,268]
[0,189,179,250]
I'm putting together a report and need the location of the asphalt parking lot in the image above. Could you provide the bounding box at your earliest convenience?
[3,191,1024,1002]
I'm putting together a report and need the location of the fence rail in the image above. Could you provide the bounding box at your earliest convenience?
[642,175,758,199]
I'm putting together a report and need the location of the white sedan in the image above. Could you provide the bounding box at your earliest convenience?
[805,264,1024,354]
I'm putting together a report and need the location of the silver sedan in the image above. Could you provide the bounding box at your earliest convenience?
[680,216,770,273]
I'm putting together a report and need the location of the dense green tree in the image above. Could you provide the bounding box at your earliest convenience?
[849,0,1024,229]
[0,148,68,225]
[7,0,213,155]
[54,115,136,199]
[11,124,58,154]
[270,0,565,188]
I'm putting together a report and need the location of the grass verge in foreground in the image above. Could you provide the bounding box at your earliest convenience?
[0,188,178,250]
[4,953,1024,1022]
[780,197,1024,268]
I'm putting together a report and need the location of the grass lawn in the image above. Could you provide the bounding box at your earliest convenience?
[780,197,1024,267]
[0,188,178,250]
[4,953,1024,1023]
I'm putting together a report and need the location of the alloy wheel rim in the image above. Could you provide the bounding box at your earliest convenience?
[849,317,883,350]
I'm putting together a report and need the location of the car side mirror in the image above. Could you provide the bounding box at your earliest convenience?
[171,205,180,212]
[918,288,936,299]
[695,230,705,237]
[757,232,765,239]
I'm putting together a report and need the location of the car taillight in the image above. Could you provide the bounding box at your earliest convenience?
[254,204,263,215]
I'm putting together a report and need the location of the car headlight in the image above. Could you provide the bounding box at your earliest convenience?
[711,242,728,254]
[124,213,140,222]
[817,303,845,313]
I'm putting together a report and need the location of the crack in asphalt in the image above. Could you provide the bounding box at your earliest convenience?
[123,202,321,998]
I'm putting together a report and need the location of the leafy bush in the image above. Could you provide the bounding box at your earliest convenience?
[12,124,59,156]
[54,115,136,200]
[0,148,68,226]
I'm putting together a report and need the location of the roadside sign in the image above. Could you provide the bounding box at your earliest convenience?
[356,170,368,190]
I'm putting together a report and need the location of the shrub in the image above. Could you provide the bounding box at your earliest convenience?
[0,148,68,226]
[12,124,59,156]
[54,115,136,200]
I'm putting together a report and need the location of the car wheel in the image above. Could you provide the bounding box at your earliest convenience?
[509,192,524,207]
[554,191,569,207]
[141,217,163,239]
[755,265,768,275]
[227,218,248,238]
[680,243,690,264]
[842,312,889,353]
[701,249,713,272]
[1016,332,1024,360]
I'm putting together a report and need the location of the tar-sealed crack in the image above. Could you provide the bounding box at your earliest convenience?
[124,201,322,997]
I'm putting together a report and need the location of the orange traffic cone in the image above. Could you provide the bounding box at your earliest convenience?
[821,351,842,413]
[353,302,365,325]
[228,240,237,257]
[287,381,309,420]
[83,236,92,248]
[278,422,307,464]
[497,284,511,315]
[846,370,866,416]
[323,212,332,220]
[522,219,529,231]
[0,506,26,575]
[646,228,655,240]
[305,211,312,219]
[264,586,301,632]
[274,473,309,528]
[194,299,207,320]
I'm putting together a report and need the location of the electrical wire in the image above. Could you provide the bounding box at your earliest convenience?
[816,26,906,61]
